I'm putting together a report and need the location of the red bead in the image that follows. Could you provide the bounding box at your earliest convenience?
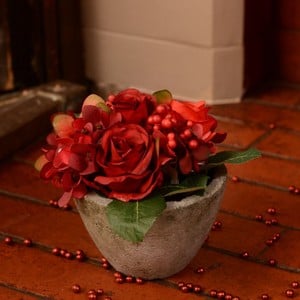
[72,284,81,294]
[261,294,269,300]
[214,221,223,229]
[294,188,300,195]
[255,214,264,222]
[210,289,218,297]
[217,291,226,299]
[193,285,202,293]
[102,262,110,269]
[186,282,193,290]
[23,238,33,247]
[288,185,296,193]
[96,288,104,295]
[285,289,295,298]
[4,236,14,245]
[241,251,250,259]
[115,277,124,284]
[291,281,299,289]
[232,297,240,300]
[265,220,272,226]
[269,123,276,129]
[267,208,276,215]
[177,281,185,288]
[136,277,144,284]
[76,253,86,261]
[60,249,67,256]
[181,285,190,293]
[64,252,74,259]
[88,293,97,300]
[225,294,233,300]
[88,289,96,295]
[271,219,278,225]
[125,276,134,283]
[273,233,280,241]
[114,271,123,278]
[104,297,112,300]
[196,267,205,274]
[265,239,273,246]
[231,176,239,182]
[268,258,277,266]
[52,247,61,256]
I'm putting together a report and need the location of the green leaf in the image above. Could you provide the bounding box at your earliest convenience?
[153,89,173,104]
[105,194,166,243]
[97,101,111,113]
[162,174,209,197]
[207,148,261,166]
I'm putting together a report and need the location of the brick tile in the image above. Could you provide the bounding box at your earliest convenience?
[0,244,192,300]
[0,287,37,300]
[221,181,300,229]
[259,230,300,269]
[275,108,300,131]
[0,195,100,258]
[256,128,300,160]
[211,102,281,125]
[0,161,61,202]
[254,86,300,106]
[170,248,299,299]
[217,121,266,149]
[206,212,275,256]
[212,102,300,131]
[226,155,300,188]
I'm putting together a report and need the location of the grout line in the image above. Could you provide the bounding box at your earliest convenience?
[203,245,300,274]
[0,280,53,300]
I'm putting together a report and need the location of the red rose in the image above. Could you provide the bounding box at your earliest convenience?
[108,88,155,125]
[95,123,168,201]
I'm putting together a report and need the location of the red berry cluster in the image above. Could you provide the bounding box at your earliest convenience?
[265,232,280,247]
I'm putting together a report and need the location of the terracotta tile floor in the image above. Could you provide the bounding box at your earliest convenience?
[1,86,300,300]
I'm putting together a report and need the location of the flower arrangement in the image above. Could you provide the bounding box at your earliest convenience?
[36,88,260,243]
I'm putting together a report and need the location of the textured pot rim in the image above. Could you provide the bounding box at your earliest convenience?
[83,164,227,209]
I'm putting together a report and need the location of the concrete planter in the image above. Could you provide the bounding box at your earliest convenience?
[75,165,227,279]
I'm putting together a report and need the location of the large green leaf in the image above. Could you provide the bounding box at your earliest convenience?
[152,89,173,104]
[207,148,261,166]
[161,174,209,197]
[105,194,166,243]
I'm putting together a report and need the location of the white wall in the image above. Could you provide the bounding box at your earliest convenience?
[81,0,244,104]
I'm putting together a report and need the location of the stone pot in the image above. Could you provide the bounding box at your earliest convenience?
[75,165,227,280]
